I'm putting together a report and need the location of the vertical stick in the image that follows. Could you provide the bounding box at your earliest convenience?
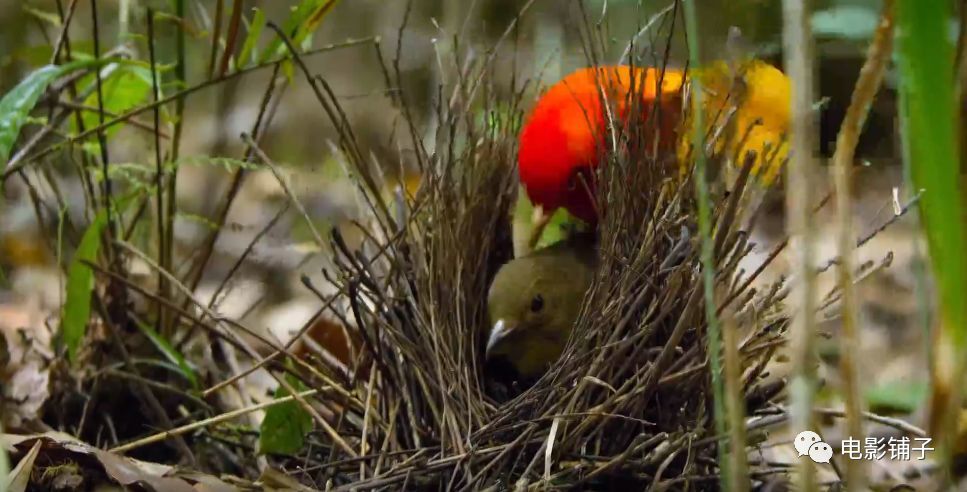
[164,0,188,334]
[831,3,895,489]
[147,9,168,337]
[90,0,113,240]
[681,0,732,489]
[208,0,225,80]
[723,308,749,492]
[782,0,819,489]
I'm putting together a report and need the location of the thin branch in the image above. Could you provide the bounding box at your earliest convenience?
[110,389,320,454]
[830,3,895,489]
[782,0,820,489]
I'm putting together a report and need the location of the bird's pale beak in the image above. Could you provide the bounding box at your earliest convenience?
[486,319,514,357]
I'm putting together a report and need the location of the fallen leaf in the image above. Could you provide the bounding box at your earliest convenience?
[4,439,41,492]
[0,302,53,429]
[2,433,241,491]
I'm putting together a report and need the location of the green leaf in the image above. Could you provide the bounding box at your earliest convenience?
[135,321,199,390]
[896,2,966,343]
[82,65,152,131]
[0,59,99,165]
[236,8,266,70]
[896,0,966,463]
[22,5,62,27]
[260,0,339,63]
[259,376,313,455]
[865,381,929,414]
[75,64,153,155]
[537,209,573,248]
[512,186,579,250]
[61,209,108,362]
[281,59,295,82]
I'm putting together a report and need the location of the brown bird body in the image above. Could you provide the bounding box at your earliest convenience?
[486,233,597,379]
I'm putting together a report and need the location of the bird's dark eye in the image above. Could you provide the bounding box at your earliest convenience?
[530,294,544,313]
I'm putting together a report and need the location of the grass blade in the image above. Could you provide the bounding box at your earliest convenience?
[260,0,339,64]
[135,321,199,390]
[236,8,266,71]
[61,209,108,362]
[895,0,966,472]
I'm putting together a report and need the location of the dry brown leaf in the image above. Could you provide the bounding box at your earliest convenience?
[0,302,53,429]
[4,439,41,492]
[2,433,241,491]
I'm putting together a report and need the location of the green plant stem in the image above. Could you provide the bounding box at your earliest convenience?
[147,9,168,336]
[90,0,116,252]
[682,0,732,489]
[163,0,188,335]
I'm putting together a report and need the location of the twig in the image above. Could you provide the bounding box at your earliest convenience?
[110,241,362,457]
[207,0,224,79]
[242,133,325,248]
[147,8,170,342]
[830,4,895,488]
[51,100,169,137]
[110,389,320,454]
[744,407,927,438]
[218,0,244,78]
[782,0,820,489]
[49,0,80,64]
[182,62,282,307]
[163,0,189,334]
[815,407,926,438]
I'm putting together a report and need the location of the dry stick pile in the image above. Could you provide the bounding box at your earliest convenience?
[263,20,803,488]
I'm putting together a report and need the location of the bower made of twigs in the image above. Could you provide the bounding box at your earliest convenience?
[272,36,794,489]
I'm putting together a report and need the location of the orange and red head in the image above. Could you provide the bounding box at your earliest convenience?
[518,62,791,224]
[517,66,685,223]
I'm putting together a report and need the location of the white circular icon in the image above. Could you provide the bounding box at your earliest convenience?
[794,431,822,456]
[808,441,833,464]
